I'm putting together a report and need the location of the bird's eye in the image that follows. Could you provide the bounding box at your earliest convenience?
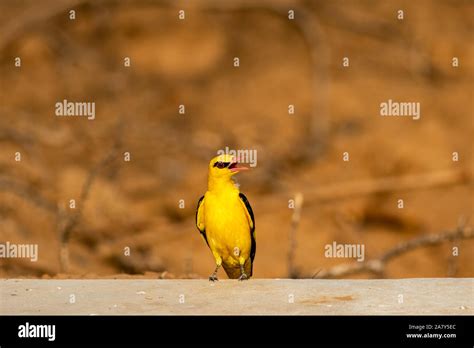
[214,161,230,169]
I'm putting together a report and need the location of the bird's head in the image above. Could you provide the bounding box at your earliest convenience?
[208,154,249,180]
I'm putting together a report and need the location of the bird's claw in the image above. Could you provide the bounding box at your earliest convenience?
[238,273,248,281]
[209,274,219,282]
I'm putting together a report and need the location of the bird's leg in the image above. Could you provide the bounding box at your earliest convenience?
[209,264,221,282]
[238,263,248,281]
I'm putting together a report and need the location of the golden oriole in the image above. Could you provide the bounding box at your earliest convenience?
[196,154,255,281]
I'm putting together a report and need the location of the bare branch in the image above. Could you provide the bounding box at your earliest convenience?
[288,192,303,278]
[0,0,85,52]
[0,128,34,148]
[0,177,57,214]
[58,121,123,272]
[313,224,473,279]
[446,216,467,277]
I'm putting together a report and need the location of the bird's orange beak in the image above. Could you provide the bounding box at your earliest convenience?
[229,161,249,173]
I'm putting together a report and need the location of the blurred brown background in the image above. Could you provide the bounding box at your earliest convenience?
[0,0,472,279]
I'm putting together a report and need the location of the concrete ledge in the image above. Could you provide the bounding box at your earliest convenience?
[1,278,472,315]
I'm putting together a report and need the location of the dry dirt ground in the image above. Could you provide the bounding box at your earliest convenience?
[0,0,472,279]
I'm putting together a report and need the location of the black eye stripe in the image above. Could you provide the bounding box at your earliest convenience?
[214,161,231,169]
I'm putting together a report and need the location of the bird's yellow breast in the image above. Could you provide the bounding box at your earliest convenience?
[204,188,251,266]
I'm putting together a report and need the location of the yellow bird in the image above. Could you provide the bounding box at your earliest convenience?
[196,154,255,281]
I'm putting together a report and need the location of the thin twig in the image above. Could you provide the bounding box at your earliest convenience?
[313,223,473,279]
[58,122,123,272]
[445,216,467,277]
[288,192,303,278]
[0,177,58,214]
[0,128,34,148]
[0,0,84,52]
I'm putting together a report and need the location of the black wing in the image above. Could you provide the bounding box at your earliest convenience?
[239,193,256,264]
[196,195,209,247]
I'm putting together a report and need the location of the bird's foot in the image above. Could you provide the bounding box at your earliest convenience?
[238,273,248,281]
[209,274,219,282]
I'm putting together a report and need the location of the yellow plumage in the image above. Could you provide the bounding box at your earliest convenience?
[196,154,255,280]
